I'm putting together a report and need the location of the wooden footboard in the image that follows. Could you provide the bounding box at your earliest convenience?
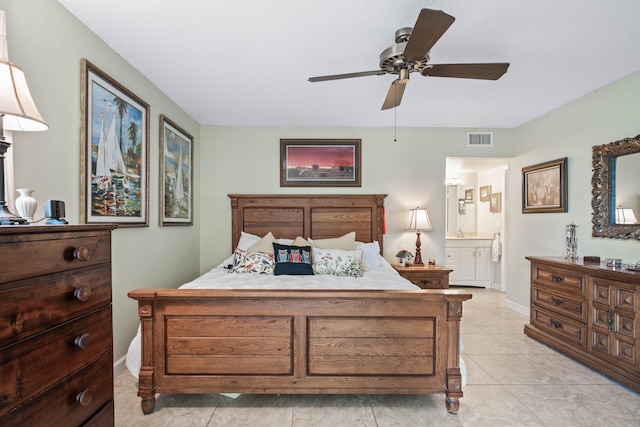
[128,289,471,415]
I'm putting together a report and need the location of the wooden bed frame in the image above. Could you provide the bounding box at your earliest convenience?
[128,194,471,414]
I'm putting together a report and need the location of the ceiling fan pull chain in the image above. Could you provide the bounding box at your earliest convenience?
[394,98,397,142]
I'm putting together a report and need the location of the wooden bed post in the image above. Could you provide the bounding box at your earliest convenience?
[444,294,467,414]
[229,195,240,252]
[129,290,157,414]
[374,194,385,254]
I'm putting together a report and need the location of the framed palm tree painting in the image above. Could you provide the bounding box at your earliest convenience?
[80,59,150,226]
[160,115,194,226]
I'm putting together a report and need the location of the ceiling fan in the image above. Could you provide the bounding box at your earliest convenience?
[308,8,510,110]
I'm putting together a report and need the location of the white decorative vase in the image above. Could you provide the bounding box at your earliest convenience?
[15,189,37,223]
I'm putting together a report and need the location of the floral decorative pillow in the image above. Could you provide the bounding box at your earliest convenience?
[230,248,274,274]
[311,248,363,277]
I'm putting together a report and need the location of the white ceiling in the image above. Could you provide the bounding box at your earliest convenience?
[56,0,640,129]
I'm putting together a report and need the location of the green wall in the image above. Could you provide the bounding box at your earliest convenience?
[505,71,640,309]
[1,0,202,370]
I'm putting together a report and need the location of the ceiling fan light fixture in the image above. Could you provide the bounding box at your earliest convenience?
[394,27,413,43]
[398,67,410,83]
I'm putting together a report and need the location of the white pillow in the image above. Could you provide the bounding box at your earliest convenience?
[275,238,294,245]
[355,241,381,271]
[237,231,261,251]
[311,247,363,277]
[308,231,356,250]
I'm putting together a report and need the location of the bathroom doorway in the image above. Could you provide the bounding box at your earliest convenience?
[445,157,509,291]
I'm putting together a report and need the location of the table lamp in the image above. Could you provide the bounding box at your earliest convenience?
[406,207,433,265]
[615,206,637,224]
[0,10,48,224]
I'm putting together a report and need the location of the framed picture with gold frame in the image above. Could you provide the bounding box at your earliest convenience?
[490,192,502,213]
[479,185,492,202]
[522,157,568,213]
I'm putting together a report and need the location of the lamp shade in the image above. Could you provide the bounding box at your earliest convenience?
[407,207,433,231]
[616,206,638,224]
[0,60,47,131]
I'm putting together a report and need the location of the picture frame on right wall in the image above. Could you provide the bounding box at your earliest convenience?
[490,192,502,213]
[522,157,568,213]
[479,185,492,202]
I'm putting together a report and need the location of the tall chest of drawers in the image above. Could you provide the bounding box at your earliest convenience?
[0,225,116,426]
[524,256,640,392]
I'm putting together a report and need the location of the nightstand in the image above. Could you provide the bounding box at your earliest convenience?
[393,265,453,289]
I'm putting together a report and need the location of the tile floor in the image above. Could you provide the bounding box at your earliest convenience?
[114,288,640,426]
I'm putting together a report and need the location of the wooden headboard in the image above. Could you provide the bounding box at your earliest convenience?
[228,194,387,254]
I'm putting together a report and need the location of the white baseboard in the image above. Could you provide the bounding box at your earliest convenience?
[504,298,529,317]
[114,354,127,378]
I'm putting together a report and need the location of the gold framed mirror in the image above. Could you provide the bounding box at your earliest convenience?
[592,134,640,239]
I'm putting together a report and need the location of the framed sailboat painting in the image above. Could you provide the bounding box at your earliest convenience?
[80,59,150,226]
[160,115,193,226]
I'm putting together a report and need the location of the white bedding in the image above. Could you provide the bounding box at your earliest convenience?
[182,256,417,290]
[125,256,467,386]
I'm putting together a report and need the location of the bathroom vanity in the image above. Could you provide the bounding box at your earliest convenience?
[445,237,493,287]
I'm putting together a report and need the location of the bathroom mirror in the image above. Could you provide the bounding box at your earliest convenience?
[446,184,476,234]
[592,134,640,239]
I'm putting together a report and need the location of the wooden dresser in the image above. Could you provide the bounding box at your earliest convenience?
[392,264,452,289]
[525,256,640,392]
[0,224,116,426]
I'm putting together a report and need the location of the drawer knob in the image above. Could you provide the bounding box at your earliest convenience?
[73,246,91,262]
[76,389,94,407]
[549,319,563,329]
[551,297,564,306]
[74,286,92,302]
[74,333,92,349]
[550,274,564,283]
[420,280,432,285]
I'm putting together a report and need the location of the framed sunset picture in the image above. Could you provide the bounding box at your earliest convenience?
[280,139,361,187]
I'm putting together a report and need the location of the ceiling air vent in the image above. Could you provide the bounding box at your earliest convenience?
[467,132,493,147]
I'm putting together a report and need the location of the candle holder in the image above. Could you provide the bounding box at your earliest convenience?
[563,222,579,261]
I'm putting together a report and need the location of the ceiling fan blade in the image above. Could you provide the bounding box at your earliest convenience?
[309,70,387,82]
[403,8,455,62]
[422,63,510,80]
[381,80,407,110]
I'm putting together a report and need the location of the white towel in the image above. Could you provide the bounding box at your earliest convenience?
[491,237,501,262]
